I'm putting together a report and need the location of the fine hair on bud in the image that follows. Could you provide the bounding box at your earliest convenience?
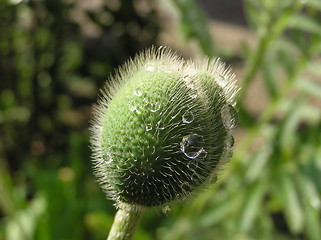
[90,46,239,208]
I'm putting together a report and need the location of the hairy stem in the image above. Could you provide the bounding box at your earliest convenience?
[107,205,145,240]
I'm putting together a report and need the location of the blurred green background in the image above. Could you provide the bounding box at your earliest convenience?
[0,0,320,239]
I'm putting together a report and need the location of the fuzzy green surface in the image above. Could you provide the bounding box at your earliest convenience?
[91,48,238,207]
[101,72,225,206]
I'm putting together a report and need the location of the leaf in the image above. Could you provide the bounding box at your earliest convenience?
[279,98,304,148]
[243,0,264,30]
[276,172,304,234]
[5,195,46,240]
[296,167,321,240]
[288,13,321,35]
[278,47,297,76]
[305,0,321,11]
[307,60,321,74]
[261,57,278,98]
[279,99,321,124]
[305,206,321,240]
[238,179,268,232]
[169,0,215,56]
[295,77,321,99]
[0,162,16,216]
[198,192,241,228]
[245,144,271,182]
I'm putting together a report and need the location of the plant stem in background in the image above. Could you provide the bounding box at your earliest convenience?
[239,1,302,102]
[169,0,215,56]
[107,205,145,240]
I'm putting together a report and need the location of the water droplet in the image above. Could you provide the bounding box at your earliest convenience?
[156,121,165,130]
[102,153,113,164]
[221,104,238,129]
[182,75,195,89]
[182,110,194,124]
[145,65,154,71]
[183,75,191,82]
[180,134,206,159]
[198,149,207,158]
[208,174,217,184]
[133,88,142,97]
[146,123,153,131]
[162,205,171,215]
[128,100,137,112]
[150,103,160,112]
[225,135,234,148]
[222,148,233,160]
[189,91,198,99]
[129,105,137,112]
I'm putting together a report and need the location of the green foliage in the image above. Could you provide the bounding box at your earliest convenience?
[161,1,321,240]
[0,0,320,240]
[169,0,215,56]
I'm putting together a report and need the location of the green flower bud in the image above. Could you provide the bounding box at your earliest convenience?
[90,47,239,207]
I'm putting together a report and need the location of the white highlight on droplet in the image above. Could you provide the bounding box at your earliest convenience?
[182,75,195,89]
[150,102,160,112]
[102,153,113,164]
[182,110,194,124]
[146,123,153,131]
[133,87,142,96]
[225,134,235,148]
[146,65,154,71]
[221,104,237,129]
[162,205,171,215]
[180,134,206,159]
[156,120,165,130]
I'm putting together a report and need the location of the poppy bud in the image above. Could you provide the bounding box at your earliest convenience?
[90,47,239,207]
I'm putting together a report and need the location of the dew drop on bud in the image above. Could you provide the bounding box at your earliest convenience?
[221,104,238,129]
[222,148,233,160]
[128,100,137,112]
[182,75,191,83]
[198,149,207,158]
[189,91,198,99]
[103,153,113,164]
[208,175,218,184]
[150,102,160,112]
[225,135,235,148]
[146,123,153,131]
[182,75,195,89]
[180,134,206,159]
[182,110,194,124]
[129,105,137,112]
[145,64,154,72]
[156,120,165,130]
[133,87,142,97]
[162,205,171,215]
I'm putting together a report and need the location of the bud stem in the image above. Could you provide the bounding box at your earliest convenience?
[107,205,145,240]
